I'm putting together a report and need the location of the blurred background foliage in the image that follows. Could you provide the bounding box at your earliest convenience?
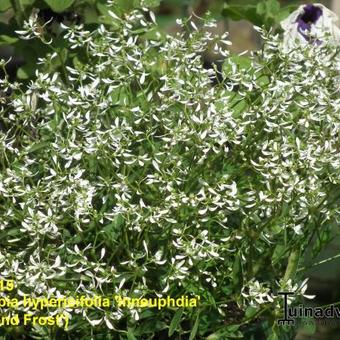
[0,0,333,82]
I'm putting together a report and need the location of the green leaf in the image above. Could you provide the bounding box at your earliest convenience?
[27,142,50,154]
[275,8,291,23]
[222,4,251,21]
[5,228,21,238]
[256,2,267,16]
[267,0,280,13]
[226,324,240,333]
[83,6,99,24]
[168,309,183,336]
[98,0,134,17]
[127,328,137,340]
[140,0,160,7]
[206,335,220,340]
[267,333,279,340]
[283,249,300,283]
[223,55,251,78]
[16,56,39,79]
[232,253,243,291]
[272,244,286,265]
[206,325,243,339]
[233,55,252,70]
[96,2,125,26]
[189,312,200,340]
[0,35,19,45]
[100,214,125,245]
[113,214,124,229]
[43,0,75,13]
[17,66,30,79]
[134,319,167,336]
[20,0,36,6]
[300,317,316,335]
[0,0,11,11]
[245,306,258,319]
[257,0,279,16]
[222,4,262,25]
[256,0,281,27]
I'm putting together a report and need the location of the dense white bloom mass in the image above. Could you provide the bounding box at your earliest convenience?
[0,7,339,337]
[281,3,340,51]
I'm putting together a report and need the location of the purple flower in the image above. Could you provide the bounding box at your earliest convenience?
[296,4,323,42]
[280,3,340,52]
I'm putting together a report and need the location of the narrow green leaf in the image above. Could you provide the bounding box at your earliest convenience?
[206,335,219,340]
[0,0,11,12]
[0,35,18,45]
[27,142,50,154]
[168,309,183,336]
[283,249,300,283]
[232,253,243,291]
[189,312,200,340]
[43,0,75,13]
[267,333,279,340]
[127,327,137,340]
[272,244,286,265]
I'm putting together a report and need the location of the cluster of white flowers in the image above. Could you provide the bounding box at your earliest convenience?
[0,6,338,336]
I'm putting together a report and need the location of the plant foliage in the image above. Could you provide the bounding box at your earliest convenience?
[0,4,339,339]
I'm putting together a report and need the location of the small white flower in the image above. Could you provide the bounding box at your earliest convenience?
[280,3,340,51]
[279,278,316,304]
[15,9,53,44]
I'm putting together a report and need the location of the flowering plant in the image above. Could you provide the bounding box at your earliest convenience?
[0,5,339,339]
[281,3,340,51]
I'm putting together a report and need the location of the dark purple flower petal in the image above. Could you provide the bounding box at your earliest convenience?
[296,4,323,42]
[299,4,323,24]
